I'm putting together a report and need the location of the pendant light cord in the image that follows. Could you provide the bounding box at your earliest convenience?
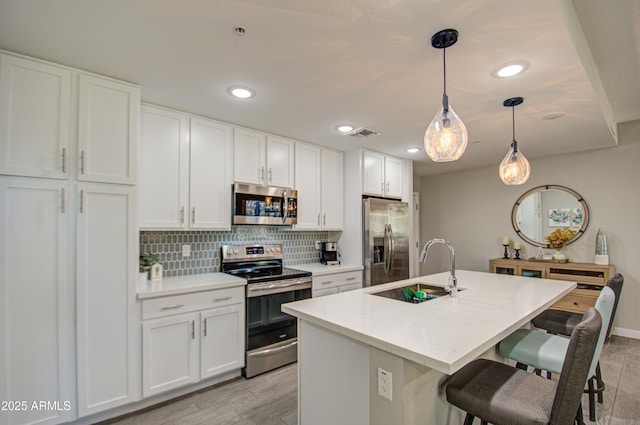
[442,47,449,112]
[511,105,518,152]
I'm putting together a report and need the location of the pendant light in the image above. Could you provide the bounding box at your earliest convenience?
[499,97,530,185]
[424,29,468,162]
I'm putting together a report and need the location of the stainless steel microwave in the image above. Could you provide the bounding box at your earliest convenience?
[232,183,298,225]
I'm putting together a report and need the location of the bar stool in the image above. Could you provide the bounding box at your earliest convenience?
[446,308,601,425]
[531,273,623,418]
[498,286,615,422]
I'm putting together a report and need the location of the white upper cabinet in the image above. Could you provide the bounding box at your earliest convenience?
[265,136,294,188]
[233,128,265,185]
[233,129,294,188]
[0,53,71,179]
[189,117,233,229]
[294,143,343,230]
[362,150,405,199]
[294,143,322,229]
[138,105,190,229]
[321,149,344,230]
[138,105,232,231]
[0,52,140,185]
[77,74,140,184]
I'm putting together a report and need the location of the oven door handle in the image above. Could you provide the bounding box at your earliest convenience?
[251,339,297,357]
[247,280,312,297]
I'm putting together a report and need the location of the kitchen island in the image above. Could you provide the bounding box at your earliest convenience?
[282,270,576,425]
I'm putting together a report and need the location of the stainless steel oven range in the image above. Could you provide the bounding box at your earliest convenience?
[221,244,311,378]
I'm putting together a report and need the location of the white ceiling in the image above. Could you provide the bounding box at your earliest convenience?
[0,0,638,176]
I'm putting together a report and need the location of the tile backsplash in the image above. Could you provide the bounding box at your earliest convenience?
[140,226,335,277]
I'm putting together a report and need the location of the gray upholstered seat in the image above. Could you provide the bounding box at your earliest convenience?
[532,273,623,338]
[446,308,602,425]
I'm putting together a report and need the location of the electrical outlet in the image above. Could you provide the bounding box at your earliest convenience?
[377,368,392,401]
[182,244,191,257]
[315,240,322,250]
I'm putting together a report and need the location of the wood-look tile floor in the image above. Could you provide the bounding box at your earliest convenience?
[107,336,639,425]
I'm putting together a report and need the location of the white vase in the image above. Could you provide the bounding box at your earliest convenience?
[552,250,566,261]
[139,271,148,285]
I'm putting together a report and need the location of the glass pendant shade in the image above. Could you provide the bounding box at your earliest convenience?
[499,141,530,185]
[424,103,468,162]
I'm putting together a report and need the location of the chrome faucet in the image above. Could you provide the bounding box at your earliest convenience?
[419,238,458,298]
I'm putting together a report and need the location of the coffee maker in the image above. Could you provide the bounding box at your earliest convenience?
[321,242,340,265]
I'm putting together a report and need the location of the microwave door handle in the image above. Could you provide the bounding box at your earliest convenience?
[282,190,288,223]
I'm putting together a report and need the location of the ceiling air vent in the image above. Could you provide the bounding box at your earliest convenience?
[345,127,380,138]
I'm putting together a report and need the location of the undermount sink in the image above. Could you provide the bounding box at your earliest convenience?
[371,282,464,304]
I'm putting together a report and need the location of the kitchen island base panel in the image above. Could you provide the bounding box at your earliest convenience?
[298,320,500,425]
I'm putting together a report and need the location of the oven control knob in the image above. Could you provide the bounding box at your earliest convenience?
[276,246,281,252]
[226,248,233,255]
[233,249,239,254]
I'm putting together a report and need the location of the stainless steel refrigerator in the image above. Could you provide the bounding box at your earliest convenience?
[363,198,410,286]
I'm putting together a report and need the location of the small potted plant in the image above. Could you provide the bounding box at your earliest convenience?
[139,252,157,283]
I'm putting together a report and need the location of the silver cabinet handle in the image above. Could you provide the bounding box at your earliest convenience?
[268,168,273,183]
[323,213,326,226]
[61,188,65,213]
[386,182,390,192]
[80,150,85,175]
[260,166,265,182]
[79,189,84,214]
[317,213,321,226]
[321,280,334,285]
[203,318,207,337]
[61,148,66,173]
[191,320,195,339]
[213,296,232,302]
[381,182,385,192]
[180,207,185,224]
[160,304,184,310]
[346,277,357,281]
[191,207,195,224]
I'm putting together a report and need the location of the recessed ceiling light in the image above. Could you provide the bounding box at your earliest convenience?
[493,61,529,78]
[406,147,421,154]
[336,124,354,133]
[228,86,255,99]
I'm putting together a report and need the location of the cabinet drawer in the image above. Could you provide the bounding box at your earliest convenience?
[313,270,362,291]
[142,287,244,320]
[339,282,362,293]
[551,289,597,314]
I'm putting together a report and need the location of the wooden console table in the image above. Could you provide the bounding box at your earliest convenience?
[489,258,615,314]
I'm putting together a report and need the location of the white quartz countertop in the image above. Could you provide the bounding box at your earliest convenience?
[137,272,246,299]
[282,270,575,375]
[293,262,363,275]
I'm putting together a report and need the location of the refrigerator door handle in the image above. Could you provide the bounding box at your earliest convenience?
[383,224,390,276]
[388,224,395,277]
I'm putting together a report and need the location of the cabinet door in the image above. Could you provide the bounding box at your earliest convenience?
[362,150,385,196]
[266,136,294,188]
[0,177,73,425]
[76,183,139,415]
[201,304,245,379]
[138,105,189,229]
[384,156,404,199]
[233,128,265,185]
[77,74,140,184]
[321,149,344,230]
[294,143,321,229]
[190,118,233,230]
[0,54,71,179]
[142,313,199,397]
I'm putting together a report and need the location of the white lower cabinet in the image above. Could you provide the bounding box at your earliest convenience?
[141,288,245,398]
[76,183,139,416]
[0,177,73,425]
[312,270,363,298]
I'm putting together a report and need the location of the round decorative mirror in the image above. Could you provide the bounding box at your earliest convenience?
[511,185,589,247]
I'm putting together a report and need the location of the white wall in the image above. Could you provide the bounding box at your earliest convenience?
[419,120,640,336]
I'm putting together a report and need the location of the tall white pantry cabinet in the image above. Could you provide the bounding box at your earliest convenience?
[0,51,140,424]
